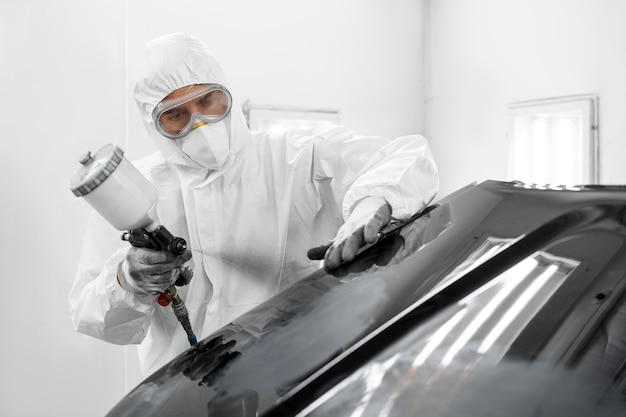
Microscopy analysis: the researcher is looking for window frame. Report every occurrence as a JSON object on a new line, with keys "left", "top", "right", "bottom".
{"left": 506, "top": 94, "right": 599, "bottom": 185}
{"left": 242, "top": 100, "right": 340, "bottom": 133}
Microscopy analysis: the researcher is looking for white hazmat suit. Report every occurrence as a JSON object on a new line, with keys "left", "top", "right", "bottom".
{"left": 69, "top": 33, "right": 439, "bottom": 375}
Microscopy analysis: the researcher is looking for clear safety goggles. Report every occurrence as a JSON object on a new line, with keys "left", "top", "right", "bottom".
{"left": 152, "top": 84, "right": 232, "bottom": 139}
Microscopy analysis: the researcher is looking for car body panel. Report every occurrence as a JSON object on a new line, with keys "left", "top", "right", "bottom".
{"left": 106, "top": 181, "right": 626, "bottom": 416}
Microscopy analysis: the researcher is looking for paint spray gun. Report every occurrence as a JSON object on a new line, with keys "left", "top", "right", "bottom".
{"left": 69, "top": 143, "right": 197, "bottom": 346}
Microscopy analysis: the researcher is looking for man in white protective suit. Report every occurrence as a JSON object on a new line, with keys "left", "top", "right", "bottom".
{"left": 69, "top": 33, "right": 439, "bottom": 376}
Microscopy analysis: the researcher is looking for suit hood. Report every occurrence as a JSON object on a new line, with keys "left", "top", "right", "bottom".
{"left": 132, "top": 32, "right": 252, "bottom": 171}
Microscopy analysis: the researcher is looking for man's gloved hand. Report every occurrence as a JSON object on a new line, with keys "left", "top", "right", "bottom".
{"left": 322, "top": 196, "right": 391, "bottom": 270}
{"left": 327, "top": 234, "right": 405, "bottom": 278}
{"left": 117, "top": 247, "right": 193, "bottom": 295}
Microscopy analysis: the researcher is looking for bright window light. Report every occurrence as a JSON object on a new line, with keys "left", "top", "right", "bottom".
{"left": 242, "top": 101, "right": 340, "bottom": 133}
{"left": 507, "top": 95, "right": 598, "bottom": 185}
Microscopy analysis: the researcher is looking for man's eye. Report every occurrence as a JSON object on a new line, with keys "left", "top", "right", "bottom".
{"left": 199, "top": 93, "right": 216, "bottom": 106}
{"left": 165, "top": 109, "right": 185, "bottom": 120}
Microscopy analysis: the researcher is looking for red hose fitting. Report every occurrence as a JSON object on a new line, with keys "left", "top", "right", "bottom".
{"left": 157, "top": 292, "right": 173, "bottom": 306}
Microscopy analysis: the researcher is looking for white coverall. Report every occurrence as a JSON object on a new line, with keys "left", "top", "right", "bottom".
{"left": 69, "top": 33, "right": 439, "bottom": 375}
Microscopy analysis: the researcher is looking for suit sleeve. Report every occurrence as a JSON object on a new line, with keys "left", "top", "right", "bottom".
{"left": 340, "top": 134, "right": 439, "bottom": 219}
{"left": 68, "top": 210, "right": 156, "bottom": 345}
{"left": 296, "top": 125, "right": 439, "bottom": 220}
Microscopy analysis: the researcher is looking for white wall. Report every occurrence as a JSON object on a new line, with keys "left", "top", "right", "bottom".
{"left": 0, "top": 1, "right": 425, "bottom": 416}
{"left": 0, "top": 2, "right": 131, "bottom": 416}
{"left": 426, "top": 0, "right": 626, "bottom": 197}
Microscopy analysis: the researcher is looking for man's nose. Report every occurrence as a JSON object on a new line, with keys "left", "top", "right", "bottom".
{"left": 192, "top": 119, "right": 208, "bottom": 130}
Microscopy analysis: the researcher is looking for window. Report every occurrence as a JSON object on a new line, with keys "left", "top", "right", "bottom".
{"left": 242, "top": 101, "right": 340, "bottom": 134}
{"left": 506, "top": 95, "right": 598, "bottom": 185}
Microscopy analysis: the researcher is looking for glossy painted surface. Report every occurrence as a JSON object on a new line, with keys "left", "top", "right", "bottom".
{"left": 106, "top": 181, "right": 626, "bottom": 416}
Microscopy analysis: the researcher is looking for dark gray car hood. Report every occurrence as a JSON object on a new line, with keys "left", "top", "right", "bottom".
{"left": 107, "top": 180, "right": 626, "bottom": 416}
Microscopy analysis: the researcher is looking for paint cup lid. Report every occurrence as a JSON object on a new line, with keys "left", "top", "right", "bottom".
{"left": 69, "top": 143, "right": 124, "bottom": 197}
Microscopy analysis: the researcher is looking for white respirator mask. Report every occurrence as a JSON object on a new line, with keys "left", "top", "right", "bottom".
{"left": 176, "top": 121, "right": 231, "bottom": 171}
